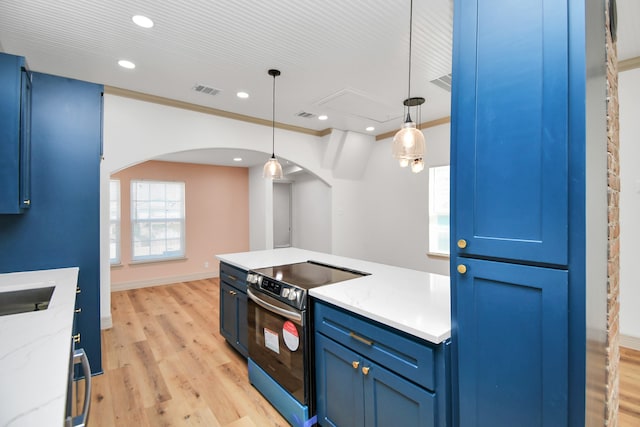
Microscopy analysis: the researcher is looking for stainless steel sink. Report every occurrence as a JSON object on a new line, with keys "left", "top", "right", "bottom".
{"left": 0, "top": 286, "right": 55, "bottom": 316}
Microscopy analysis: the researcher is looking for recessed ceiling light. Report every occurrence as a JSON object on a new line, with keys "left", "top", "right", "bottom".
{"left": 118, "top": 60, "right": 136, "bottom": 69}
{"left": 132, "top": 15, "right": 154, "bottom": 28}
{"left": 233, "top": 157, "right": 243, "bottom": 162}
{"left": 236, "top": 92, "right": 249, "bottom": 99}
{"left": 318, "top": 115, "right": 328, "bottom": 121}
{"left": 366, "top": 126, "right": 375, "bottom": 132}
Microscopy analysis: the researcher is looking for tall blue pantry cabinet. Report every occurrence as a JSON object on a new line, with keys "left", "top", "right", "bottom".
{"left": 0, "top": 58, "right": 103, "bottom": 375}
{"left": 450, "top": 1, "right": 607, "bottom": 426}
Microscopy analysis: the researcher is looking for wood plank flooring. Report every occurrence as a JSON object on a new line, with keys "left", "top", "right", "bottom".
{"left": 620, "top": 346, "right": 640, "bottom": 426}
{"left": 86, "top": 278, "right": 640, "bottom": 426}
{"left": 88, "top": 278, "right": 288, "bottom": 426}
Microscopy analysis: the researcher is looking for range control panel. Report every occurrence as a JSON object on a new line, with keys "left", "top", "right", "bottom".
{"left": 247, "top": 273, "right": 305, "bottom": 310}
{"left": 260, "top": 277, "right": 282, "bottom": 295}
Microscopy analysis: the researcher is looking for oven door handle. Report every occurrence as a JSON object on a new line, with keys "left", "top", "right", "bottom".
{"left": 247, "top": 288, "right": 303, "bottom": 324}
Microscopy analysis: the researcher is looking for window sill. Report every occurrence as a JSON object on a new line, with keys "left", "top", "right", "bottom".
{"left": 129, "top": 256, "right": 188, "bottom": 266}
{"left": 427, "top": 252, "right": 450, "bottom": 259}
{"left": 110, "top": 262, "right": 123, "bottom": 269}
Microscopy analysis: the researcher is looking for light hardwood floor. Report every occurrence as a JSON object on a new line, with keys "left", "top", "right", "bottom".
{"left": 88, "top": 278, "right": 287, "bottom": 426}
{"left": 87, "top": 279, "right": 640, "bottom": 426}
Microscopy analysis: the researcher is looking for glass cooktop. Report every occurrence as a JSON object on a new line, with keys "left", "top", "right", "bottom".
{"left": 251, "top": 260, "right": 369, "bottom": 290}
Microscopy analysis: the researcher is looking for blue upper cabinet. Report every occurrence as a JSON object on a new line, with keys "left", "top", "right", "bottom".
{"left": 451, "top": 0, "right": 568, "bottom": 266}
{"left": 0, "top": 53, "right": 32, "bottom": 214}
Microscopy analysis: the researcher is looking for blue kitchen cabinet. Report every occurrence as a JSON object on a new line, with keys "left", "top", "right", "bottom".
{"left": 315, "top": 301, "right": 449, "bottom": 427}
{"left": 450, "top": 0, "right": 596, "bottom": 425}
{"left": 454, "top": 258, "right": 568, "bottom": 426}
{"left": 219, "top": 262, "right": 248, "bottom": 357}
{"left": 0, "top": 52, "right": 32, "bottom": 213}
{"left": 0, "top": 72, "right": 103, "bottom": 374}
{"left": 451, "top": 0, "right": 569, "bottom": 267}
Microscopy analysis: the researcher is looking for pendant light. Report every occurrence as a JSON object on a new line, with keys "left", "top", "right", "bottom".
{"left": 392, "top": 0, "right": 426, "bottom": 170}
{"left": 263, "top": 69, "right": 284, "bottom": 179}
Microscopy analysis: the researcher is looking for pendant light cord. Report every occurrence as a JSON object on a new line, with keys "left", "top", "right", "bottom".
{"left": 405, "top": 0, "right": 414, "bottom": 123}
{"left": 271, "top": 73, "right": 276, "bottom": 158}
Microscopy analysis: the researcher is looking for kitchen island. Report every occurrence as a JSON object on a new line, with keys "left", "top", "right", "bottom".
{"left": 216, "top": 247, "right": 451, "bottom": 344}
{"left": 0, "top": 267, "right": 79, "bottom": 426}
{"left": 217, "top": 248, "right": 451, "bottom": 426}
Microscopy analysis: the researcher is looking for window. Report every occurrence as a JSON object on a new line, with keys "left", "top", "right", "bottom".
{"left": 109, "top": 179, "right": 121, "bottom": 264}
{"left": 428, "top": 165, "right": 450, "bottom": 256}
{"left": 131, "top": 180, "right": 185, "bottom": 261}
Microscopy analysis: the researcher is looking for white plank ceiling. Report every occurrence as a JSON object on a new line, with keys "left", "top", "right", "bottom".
{"left": 0, "top": 1, "right": 636, "bottom": 166}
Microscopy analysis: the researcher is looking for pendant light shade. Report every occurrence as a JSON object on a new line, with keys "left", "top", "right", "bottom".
{"left": 263, "top": 155, "right": 283, "bottom": 179}
{"left": 263, "top": 69, "right": 284, "bottom": 180}
{"left": 411, "top": 157, "right": 425, "bottom": 173}
{"left": 392, "top": 0, "right": 426, "bottom": 171}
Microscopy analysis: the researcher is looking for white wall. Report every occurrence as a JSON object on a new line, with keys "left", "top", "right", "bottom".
{"left": 292, "top": 173, "right": 332, "bottom": 253}
{"left": 249, "top": 165, "right": 270, "bottom": 251}
{"left": 619, "top": 67, "right": 640, "bottom": 341}
{"left": 332, "top": 124, "right": 451, "bottom": 274}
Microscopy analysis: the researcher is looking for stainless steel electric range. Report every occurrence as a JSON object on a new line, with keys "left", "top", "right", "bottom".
{"left": 246, "top": 260, "right": 369, "bottom": 426}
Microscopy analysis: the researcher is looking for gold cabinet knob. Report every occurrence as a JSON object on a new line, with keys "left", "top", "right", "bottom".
{"left": 457, "top": 264, "right": 467, "bottom": 274}
{"left": 73, "top": 333, "right": 81, "bottom": 343}
{"left": 362, "top": 366, "right": 370, "bottom": 375}
{"left": 352, "top": 361, "right": 360, "bottom": 369}
{"left": 457, "top": 239, "right": 467, "bottom": 249}
{"left": 75, "top": 308, "right": 82, "bottom": 313}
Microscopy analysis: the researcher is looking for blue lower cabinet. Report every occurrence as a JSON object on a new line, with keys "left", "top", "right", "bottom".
{"left": 454, "top": 257, "right": 568, "bottom": 426}
{"left": 315, "top": 334, "right": 365, "bottom": 426}
{"left": 315, "top": 301, "right": 448, "bottom": 427}
{"left": 219, "top": 262, "right": 248, "bottom": 357}
{"left": 365, "top": 361, "right": 435, "bottom": 427}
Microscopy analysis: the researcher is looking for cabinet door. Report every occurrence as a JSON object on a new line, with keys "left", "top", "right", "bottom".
{"left": 315, "top": 334, "right": 364, "bottom": 427}
{"left": 19, "top": 67, "right": 31, "bottom": 209}
{"left": 454, "top": 258, "right": 568, "bottom": 426}
{"left": 236, "top": 291, "right": 248, "bottom": 357}
{"left": 364, "top": 361, "right": 436, "bottom": 427}
{"left": 452, "top": 0, "right": 568, "bottom": 266}
{"left": 220, "top": 281, "right": 238, "bottom": 345}
{"left": 0, "top": 53, "right": 26, "bottom": 214}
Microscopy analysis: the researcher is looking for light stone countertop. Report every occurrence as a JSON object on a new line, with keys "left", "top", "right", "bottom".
{"left": 216, "top": 248, "right": 451, "bottom": 344}
{"left": 0, "top": 267, "right": 78, "bottom": 427}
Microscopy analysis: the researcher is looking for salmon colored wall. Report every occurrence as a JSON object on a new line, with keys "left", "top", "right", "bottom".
{"left": 110, "top": 160, "right": 249, "bottom": 287}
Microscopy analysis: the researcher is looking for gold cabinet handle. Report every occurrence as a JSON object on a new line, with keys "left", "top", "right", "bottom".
{"left": 23, "top": 200, "right": 31, "bottom": 206}
{"left": 349, "top": 332, "right": 373, "bottom": 346}
{"left": 76, "top": 287, "right": 81, "bottom": 294}
{"left": 228, "top": 290, "right": 237, "bottom": 296}
{"left": 73, "top": 333, "right": 81, "bottom": 343}
{"left": 457, "top": 264, "right": 467, "bottom": 274}
{"left": 457, "top": 239, "right": 467, "bottom": 249}
{"left": 362, "top": 366, "right": 370, "bottom": 375}
{"left": 75, "top": 308, "right": 82, "bottom": 313}
{"left": 352, "top": 361, "right": 360, "bottom": 369}
{"left": 228, "top": 275, "right": 237, "bottom": 282}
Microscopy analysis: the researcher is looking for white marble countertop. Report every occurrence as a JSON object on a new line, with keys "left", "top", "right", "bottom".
{"left": 217, "top": 248, "right": 451, "bottom": 344}
{"left": 0, "top": 267, "right": 78, "bottom": 427}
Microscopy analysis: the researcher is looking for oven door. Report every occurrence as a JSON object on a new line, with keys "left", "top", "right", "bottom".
{"left": 247, "top": 287, "right": 307, "bottom": 405}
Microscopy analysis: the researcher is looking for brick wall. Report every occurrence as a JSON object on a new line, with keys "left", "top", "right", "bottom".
{"left": 605, "top": 0, "right": 620, "bottom": 425}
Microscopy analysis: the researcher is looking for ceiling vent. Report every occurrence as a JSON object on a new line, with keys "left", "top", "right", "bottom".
{"left": 192, "top": 83, "right": 221, "bottom": 96}
{"left": 296, "top": 111, "right": 316, "bottom": 119}
{"left": 430, "top": 73, "right": 452, "bottom": 92}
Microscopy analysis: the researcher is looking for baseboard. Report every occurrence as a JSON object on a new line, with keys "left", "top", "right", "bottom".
{"left": 111, "top": 271, "right": 218, "bottom": 292}
{"left": 101, "top": 314, "right": 113, "bottom": 330}
{"left": 619, "top": 334, "right": 640, "bottom": 351}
